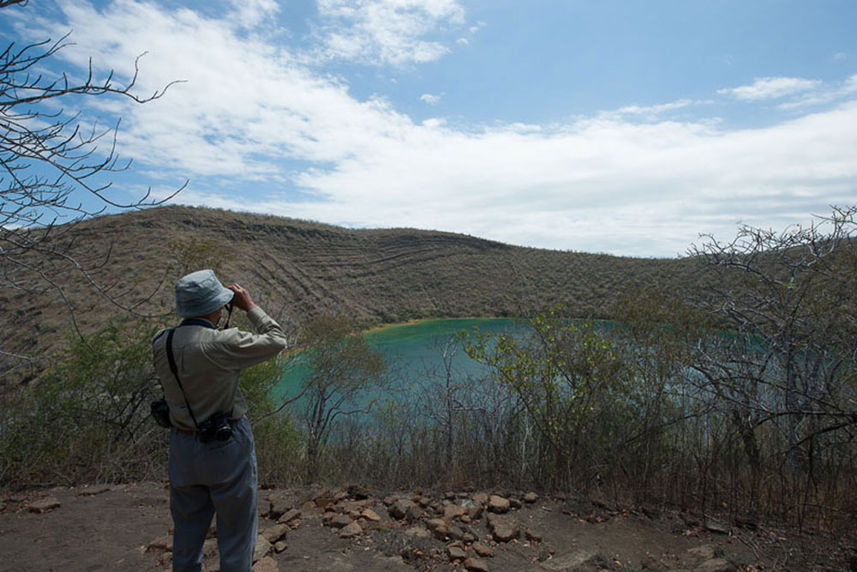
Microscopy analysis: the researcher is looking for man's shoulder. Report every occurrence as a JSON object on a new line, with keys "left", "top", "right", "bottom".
{"left": 203, "top": 326, "right": 252, "bottom": 344}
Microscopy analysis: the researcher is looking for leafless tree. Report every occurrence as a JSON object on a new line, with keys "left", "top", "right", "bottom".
{"left": 688, "top": 206, "right": 857, "bottom": 522}
{"left": 0, "top": 3, "right": 185, "bottom": 380}
{"left": 1, "top": 3, "right": 183, "bottom": 301}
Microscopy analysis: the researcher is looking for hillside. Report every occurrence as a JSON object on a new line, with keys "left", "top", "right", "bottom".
{"left": 1, "top": 205, "right": 701, "bottom": 383}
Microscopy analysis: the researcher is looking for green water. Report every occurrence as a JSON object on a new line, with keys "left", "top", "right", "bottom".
{"left": 274, "top": 318, "right": 525, "bottom": 405}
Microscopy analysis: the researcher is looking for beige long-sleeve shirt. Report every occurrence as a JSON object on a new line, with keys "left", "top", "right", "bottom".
{"left": 152, "top": 306, "right": 288, "bottom": 430}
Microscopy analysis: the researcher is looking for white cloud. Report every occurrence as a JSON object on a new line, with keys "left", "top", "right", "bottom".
{"left": 611, "top": 99, "right": 694, "bottom": 121}
{"left": 16, "top": 1, "right": 857, "bottom": 257}
{"left": 777, "top": 74, "right": 857, "bottom": 110}
{"left": 718, "top": 76, "right": 822, "bottom": 101}
{"left": 229, "top": 0, "right": 279, "bottom": 29}
{"left": 420, "top": 93, "right": 441, "bottom": 105}
{"left": 269, "top": 104, "right": 857, "bottom": 255}
{"left": 314, "top": 0, "right": 466, "bottom": 65}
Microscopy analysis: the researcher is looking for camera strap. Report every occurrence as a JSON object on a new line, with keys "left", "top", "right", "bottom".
{"left": 166, "top": 328, "right": 202, "bottom": 431}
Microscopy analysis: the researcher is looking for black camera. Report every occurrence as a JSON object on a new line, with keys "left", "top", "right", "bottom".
{"left": 150, "top": 398, "right": 172, "bottom": 428}
{"left": 199, "top": 412, "right": 233, "bottom": 443}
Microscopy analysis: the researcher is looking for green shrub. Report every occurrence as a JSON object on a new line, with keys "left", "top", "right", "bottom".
{"left": 0, "top": 321, "right": 167, "bottom": 488}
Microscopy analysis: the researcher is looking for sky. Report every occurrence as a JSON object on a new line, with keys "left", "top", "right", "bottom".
{"left": 3, "top": 0, "right": 856, "bottom": 257}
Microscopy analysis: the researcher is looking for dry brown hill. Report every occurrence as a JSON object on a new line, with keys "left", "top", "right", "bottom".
{"left": 2, "top": 205, "right": 700, "bottom": 384}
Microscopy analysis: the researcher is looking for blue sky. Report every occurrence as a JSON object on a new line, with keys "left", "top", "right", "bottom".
{"left": 3, "top": 0, "right": 856, "bottom": 257}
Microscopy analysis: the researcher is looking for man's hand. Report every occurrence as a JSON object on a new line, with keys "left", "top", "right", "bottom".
{"left": 226, "top": 283, "right": 258, "bottom": 312}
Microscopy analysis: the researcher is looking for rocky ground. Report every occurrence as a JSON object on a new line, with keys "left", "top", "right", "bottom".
{"left": 1, "top": 482, "right": 854, "bottom": 571}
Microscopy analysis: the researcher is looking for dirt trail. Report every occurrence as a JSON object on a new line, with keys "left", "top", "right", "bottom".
{"left": 0, "top": 482, "right": 852, "bottom": 571}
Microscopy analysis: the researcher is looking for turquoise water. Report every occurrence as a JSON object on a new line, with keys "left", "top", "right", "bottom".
{"left": 274, "top": 318, "right": 526, "bottom": 405}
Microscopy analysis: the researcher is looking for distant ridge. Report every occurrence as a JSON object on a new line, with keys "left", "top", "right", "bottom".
{"left": 1, "top": 205, "right": 700, "bottom": 377}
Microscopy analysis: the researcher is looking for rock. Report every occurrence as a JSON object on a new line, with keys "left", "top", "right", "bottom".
{"left": 537, "top": 547, "right": 553, "bottom": 562}
{"left": 277, "top": 508, "right": 301, "bottom": 525}
{"left": 253, "top": 535, "right": 272, "bottom": 562}
{"left": 540, "top": 550, "right": 598, "bottom": 571}
{"left": 339, "top": 521, "right": 363, "bottom": 538}
{"left": 487, "top": 495, "right": 510, "bottom": 514}
{"left": 147, "top": 534, "right": 173, "bottom": 552}
{"left": 464, "top": 557, "right": 490, "bottom": 572}
{"left": 427, "top": 518, "right": 450, "bottom": 540}
{"left": 262, "top": 524, "right": 289, "bottom": 543}
{"left": 274, "top": 540, "right": 287, "bottom": 553}
{"left": 694, "top": 558, "right": 736, "bottom": 572}
{"left": 27, "top": 497, "right": 61, "bottom": 513}
{"left": 360, "top": 508, "right": 382, "bottom": 522}
{"left": 523, "top": 492, "right": 539, "bottom": 503}
{"left": 704, "top": 520, "right": 730, "bottom": 535}
{"left": 339, "top": 500, "right": 364, "bottom": 514}
{"left": 78, "top": 484, "right": 112, "bottom": 496}
{"left": 473, "top": 542, "right": 494, "bottom": 557}
{"left": 509, "top": 497, "right": 522, "bottom": 510}
{"left": 486, "top": 513, "right": 519, "bottom": 542}
{"left": 313, "top": 488, "right": 346, "bottom": 510}
{"left": 525, "top": 528, "right": 543, "bottom": 542}
{"left": 268, "top": 497, "right": 292, "bottom": 519}
{"left": 347, "top": 484, "right": 370, "bottom": 499}
{"left": 389, "top": 499, "right": 420, "bottom": 521}
{"left": 447, "top": 524, "right": 466, "bottom": 541}
{"left": 472, "top": 493, "right": 489, "bottom": 505}
{"left": 404, "top": 525, "right": 431, "bottom": 539}
{"left": 327, "top": 514, "right": 353, "bottom": 529}
{"left": 688, "top": 545, "right": 717, "bottom": 560}
{"left": 315, "top": 496, "right": 338, "bottom": 511}
{"left": 447, "top": 545, "right": 467, "bottom": 560}
{"left": 443, "top": 503, "right": 467, "bottom": 520}
{"left": 468, "top": 504, "right": 484, "bottom": 520}
{"left": 252, "top": 556, "right": 279, "bottom": 571}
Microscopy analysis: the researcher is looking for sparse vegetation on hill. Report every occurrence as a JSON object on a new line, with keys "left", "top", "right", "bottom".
{"left": 0, "top": 205, "right": 701, "bottom": 383}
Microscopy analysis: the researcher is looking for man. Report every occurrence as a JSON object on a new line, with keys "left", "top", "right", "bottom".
{"left": 152, "top": 269, "right": 288, "bottom": 572}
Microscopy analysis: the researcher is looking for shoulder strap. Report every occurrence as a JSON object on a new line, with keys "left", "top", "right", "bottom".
{"left": 166, "top": 328, "right": 201, "bottom": 430}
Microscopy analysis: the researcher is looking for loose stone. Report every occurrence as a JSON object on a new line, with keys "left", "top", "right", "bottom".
{"left": 27, "top": 497, "right": 61, "bottom": 513}
{"left": 361, "top": 508, "right": 382, "bottom": 522}
{"left": 464, "top": 557, "right": 490, "bottom": 572}
{"left": 252, "top": 556, "right": 279, "bottom": 572}
{"left": 447, "top": 545, "right": 467, "bottom": 560}
{"left": 487, "top": 495, "right": 510, "bottom": 514}
{"left": 339, "top": 521, "right": 363, "bottom": 538}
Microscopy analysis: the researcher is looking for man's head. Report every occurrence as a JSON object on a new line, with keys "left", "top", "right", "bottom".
{"left": 175, "top": 269, "right": 234, "bottom": 318}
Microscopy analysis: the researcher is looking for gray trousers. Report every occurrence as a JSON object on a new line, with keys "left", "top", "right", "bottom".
{"left": 168, "top": 416, "right": 258, "bottom": 572}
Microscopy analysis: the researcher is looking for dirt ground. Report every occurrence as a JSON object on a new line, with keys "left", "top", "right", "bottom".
{"left": 1, "top": 482, "right": 854, "bottom": 571}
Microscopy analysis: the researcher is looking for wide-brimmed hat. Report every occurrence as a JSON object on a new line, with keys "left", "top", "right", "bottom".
{"left": 175, "top": 269, "right": 234, "bottom": 318}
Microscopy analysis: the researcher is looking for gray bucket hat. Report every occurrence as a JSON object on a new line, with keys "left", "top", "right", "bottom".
{"left": 175, "top": 269, "right": 234, "bottom": 318}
